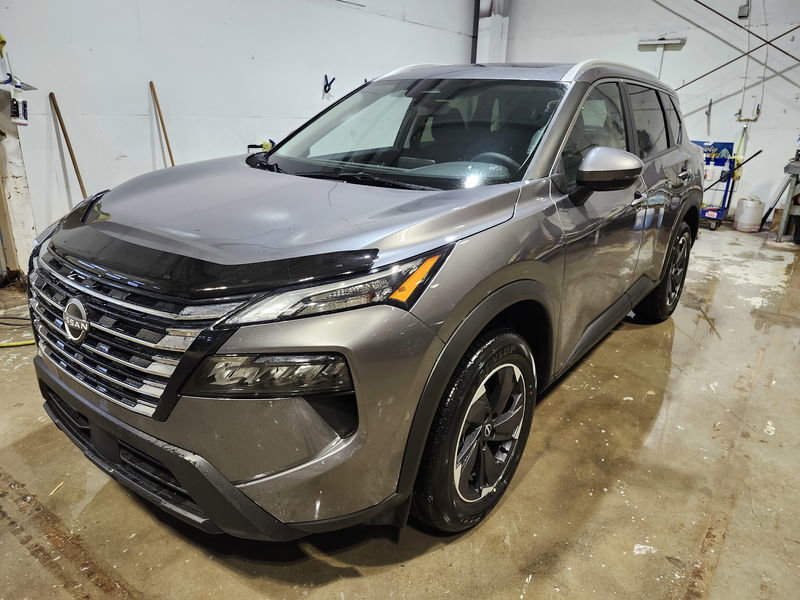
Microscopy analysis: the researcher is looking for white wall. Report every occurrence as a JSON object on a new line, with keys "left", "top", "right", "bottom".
{"left": 508, "top": 0, "right": 800, "bottom": 212}
{"left": 3, "top": 0, "right": 473, "bottom": 232}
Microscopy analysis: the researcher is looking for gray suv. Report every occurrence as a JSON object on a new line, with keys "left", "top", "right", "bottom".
{"left": 29, "top": 61, "right": 702, "bottom": 540}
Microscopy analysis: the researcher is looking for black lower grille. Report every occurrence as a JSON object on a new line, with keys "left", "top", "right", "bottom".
{"left": 47, "top": 389, "right": 90, "bottom": 442}
{"left": 45, "top": 389, "right": 203, "bottom": 518}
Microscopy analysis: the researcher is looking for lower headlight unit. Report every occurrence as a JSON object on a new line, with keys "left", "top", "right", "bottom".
{"left": 182, "top": 354, "right": 353, "bottom": 398}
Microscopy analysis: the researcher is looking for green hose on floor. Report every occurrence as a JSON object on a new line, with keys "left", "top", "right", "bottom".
{"left": 0, "top": 339, "right": 35, "bottom": 348}
{"left": 0, "top": 314, "right": 34, "bottom": 347}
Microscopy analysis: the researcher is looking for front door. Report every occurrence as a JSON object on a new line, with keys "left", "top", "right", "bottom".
{"left": 551, "top": 81, "right": 646, "bottom": 370}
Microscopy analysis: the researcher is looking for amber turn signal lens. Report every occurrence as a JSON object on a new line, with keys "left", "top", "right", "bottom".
{"left": 389, "top": 255, "right": 441, "bottom": 303}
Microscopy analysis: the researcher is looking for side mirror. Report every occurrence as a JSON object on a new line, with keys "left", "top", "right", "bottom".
{"left": 576, "top": 146, "right": 643, "bottom": 192}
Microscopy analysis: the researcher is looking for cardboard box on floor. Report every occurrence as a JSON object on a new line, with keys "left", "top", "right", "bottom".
{"left": 770, "top": 208, "right": 796, "bottom": 235}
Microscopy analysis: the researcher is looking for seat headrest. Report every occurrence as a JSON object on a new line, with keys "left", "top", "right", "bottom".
{"left": 431, "top": 108, "right": 466, "bottom": 140}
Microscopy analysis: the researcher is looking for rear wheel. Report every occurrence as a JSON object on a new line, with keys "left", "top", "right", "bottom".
{"left": 413, "top": 330, "right": 536, "bottom": 533}
{"left": 634, "top": 221, "right": 692, "bottom": 322}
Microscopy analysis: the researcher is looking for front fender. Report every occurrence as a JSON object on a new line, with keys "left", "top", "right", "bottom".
{"left": 396, "top": 279, "right": 554, "bottom": 495}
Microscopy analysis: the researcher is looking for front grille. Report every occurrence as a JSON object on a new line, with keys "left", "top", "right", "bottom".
{"left": 45, "top": 390, "right": 203, "bottom": 518}
{"left": 30, "top": 242, "right": 245, "bottom": 417}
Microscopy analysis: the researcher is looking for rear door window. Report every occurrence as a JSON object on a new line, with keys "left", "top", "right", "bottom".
{"left": 659, "top": 91, "right": 683, "bottom": 147}
{"left": 627, "top": 84, "right": 668, "bottom": 160}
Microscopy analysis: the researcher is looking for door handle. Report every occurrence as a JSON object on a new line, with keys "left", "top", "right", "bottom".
{"left": 632, "top": 190, "right": 647, "bottom": 207}
{"left": 677, "top": 169, "right": 691, "bottom": 181}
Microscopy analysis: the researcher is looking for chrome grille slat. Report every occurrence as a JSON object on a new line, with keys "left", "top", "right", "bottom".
{"left": 39, "top": 348, "right": 156, "bottom": 417}
{"left": 30, "top": 247, "right": 248, "bottom": 415}
{"left": 34, "top": 297, "right": 180, "bottom": 367}
{"left": 91, "top": 321, "right": 198, "bottom": 352}
{"left": 30, "top": 279, "right": 201, "bottom": 353}
{"left": 32, "top": 309, "right": 175, "bottom": 378}
{"left": 36, "top": 326, "right": 166, "bottom": 399}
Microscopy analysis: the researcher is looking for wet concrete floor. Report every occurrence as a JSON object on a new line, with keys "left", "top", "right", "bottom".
{"left": 1, "top": 227, "right": 799, "bottom": 599}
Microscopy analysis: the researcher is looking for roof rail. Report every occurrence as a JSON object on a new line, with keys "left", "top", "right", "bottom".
{"left": 378, "top": 64, "right": 446, "bottom": 79}
{"left": 561, "top": 59, "right": 648, "bottom": 82}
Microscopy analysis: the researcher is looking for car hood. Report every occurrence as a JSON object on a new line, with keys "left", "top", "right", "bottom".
{"left": 47, "top": 156, "right": 520, "bottom": 299}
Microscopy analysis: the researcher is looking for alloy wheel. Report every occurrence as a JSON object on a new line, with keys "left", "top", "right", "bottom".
{"left": 453, "top": 363, "right": 526, "bottom": 503}
{"left": 667, "top": 233, "right": 690, "bottom": 307}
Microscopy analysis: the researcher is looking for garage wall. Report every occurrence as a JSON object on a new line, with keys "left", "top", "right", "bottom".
{"left": 507, "top": 0, "right": 800, "bottom": 211}
{"left": 3, "top": 0, "right": 474, "bottom": 231}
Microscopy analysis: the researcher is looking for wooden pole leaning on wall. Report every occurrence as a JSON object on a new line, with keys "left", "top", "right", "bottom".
{"left": 149, "top": 81, "right": 175, "bottom": 167}
{"left": 48, "top": 92, "right": 87, "bottom": 199}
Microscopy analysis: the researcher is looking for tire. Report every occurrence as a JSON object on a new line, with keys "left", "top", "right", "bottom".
{"left": 634, "top": 221, "right": 692, "bottom": 322}
{"left": 413, "top": 329, "right": 536, "bottom": 533}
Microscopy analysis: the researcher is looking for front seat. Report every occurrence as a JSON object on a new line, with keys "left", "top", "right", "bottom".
{"left": 485, "top": 103, "right": 538, "bottom": 164}
{"left": 423, "top": 107, "right": 468, "bottom": 163}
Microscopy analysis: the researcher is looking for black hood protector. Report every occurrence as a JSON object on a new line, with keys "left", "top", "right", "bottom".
{"left": 49, "top": 208, "right": 378, "bottom": 301}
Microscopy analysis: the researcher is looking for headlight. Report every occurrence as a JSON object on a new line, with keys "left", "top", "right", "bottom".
{"left": 182, "top": 353, "right": 353, "bottom": 398}
{"left": 225, "top": 251, "right": 444, "bottom": 325}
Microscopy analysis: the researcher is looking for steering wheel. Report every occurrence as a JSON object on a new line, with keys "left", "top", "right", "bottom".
{"left": 470, "top": 152, "right": 521, "bottom": 172}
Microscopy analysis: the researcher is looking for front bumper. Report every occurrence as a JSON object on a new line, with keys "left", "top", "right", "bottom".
{"left": 35, "top": 304, "right": 444, "bottom": 539}
{"left": 37, "top": 356, "right": 305, "bottom": 540}
{"left": 37, "top": 356, "right": 414, "bottom": 540}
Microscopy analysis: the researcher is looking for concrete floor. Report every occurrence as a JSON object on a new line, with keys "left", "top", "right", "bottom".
{"left": 1, "top": 227, "right": 799, "bottom": 600}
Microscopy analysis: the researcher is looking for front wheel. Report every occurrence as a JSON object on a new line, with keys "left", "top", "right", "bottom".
{"left": 413, "top": 330, "right": 536, "bottom": 533}
{"left": 634, "top": 221, "right": 692, "bottom": 322}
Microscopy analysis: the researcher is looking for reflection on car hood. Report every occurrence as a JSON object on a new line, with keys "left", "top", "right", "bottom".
{"left": 48, "top": 156, "right": 520, "bottom": 299}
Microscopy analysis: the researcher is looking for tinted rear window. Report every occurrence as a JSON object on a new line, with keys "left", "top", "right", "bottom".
{"left": 659, "top": 91, "right": 683, "bottom": 146}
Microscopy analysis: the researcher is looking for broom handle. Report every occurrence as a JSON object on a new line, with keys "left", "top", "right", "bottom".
{"left": 49, "top": 92, "right": 87, "bottom": 199}
{"left": 150, "top": 81, "right": 175, "bottom": 167}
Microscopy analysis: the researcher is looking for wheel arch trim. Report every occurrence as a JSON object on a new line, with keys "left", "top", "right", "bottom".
{"left": 656, "top": 193, "right": 701, "bottom": 283}
{"left": 396, "top": 279, "right": 555, "bottom": 495}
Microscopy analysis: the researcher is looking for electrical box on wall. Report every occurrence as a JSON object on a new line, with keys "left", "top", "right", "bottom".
{"left": 738, "top": 2, "right": 751, "bottom": 19}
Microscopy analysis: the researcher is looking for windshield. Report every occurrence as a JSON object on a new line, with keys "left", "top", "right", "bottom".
{"left": 261, "top": 78, "right": 567, "bottom": 190}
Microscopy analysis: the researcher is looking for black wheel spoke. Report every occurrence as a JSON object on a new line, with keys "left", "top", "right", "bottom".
{"left": 492, "top": 402, "right": 523, "bottom": 440}
{"left": 480, "top": 445, "right": 502, "bottom": 487}
{"left": 457, "top": 428, "right": 481, "bottom": 466}
{"left": 465, "top": 393, "right": 491, "bottom": 424}
{"left": 456, "top": 429, "right": 481, "bottom": 497}
{"left": 488, "top": 368, "right": 515, "bottom": 414}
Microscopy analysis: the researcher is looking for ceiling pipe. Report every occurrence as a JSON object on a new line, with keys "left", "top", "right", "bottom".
{"left": 691, "top": 0, "right": 800, "bottom": 63}
{"left": 675, "top": 25, "right": 799, "bottom": 90}
{"left": 470, "top": 0, "right": 481, "bottom": 63}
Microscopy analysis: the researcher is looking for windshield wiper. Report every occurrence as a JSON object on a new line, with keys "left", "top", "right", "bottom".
{"left": 300, "top": 171, "right": 440, "bottom": 191}
{"left": 245, "top": 152, "right": 285, "bottom": 173}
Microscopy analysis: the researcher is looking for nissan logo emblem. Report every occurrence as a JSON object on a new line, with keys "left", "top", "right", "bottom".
{"left": 63, "top": 298, "right": 90, "bottom": 343}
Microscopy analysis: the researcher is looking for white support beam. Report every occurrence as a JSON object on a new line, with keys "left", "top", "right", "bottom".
{"left": 476, "top": 12, "right": 510, "bottom": 63}
{"left": 0, "top": 89, "right": 37, "bottom": 276}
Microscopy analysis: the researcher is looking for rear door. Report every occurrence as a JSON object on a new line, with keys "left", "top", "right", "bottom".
{"left": 624, "top": 84, "right": 688, "bottom": 283}
{"left": 551, "top": 81, "right": 647, "bottom": 369}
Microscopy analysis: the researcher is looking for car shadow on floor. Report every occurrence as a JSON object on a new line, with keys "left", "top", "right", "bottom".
{"left": 130, "top": 494, "right": 461, "bottom": 585}
{"left": 123, "top": 316, "right": 679, "bottom": 589}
